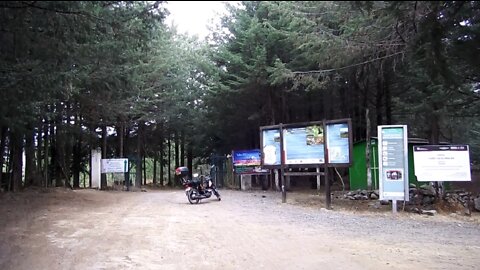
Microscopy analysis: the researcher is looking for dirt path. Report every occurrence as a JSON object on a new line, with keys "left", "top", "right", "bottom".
{"left": 1, "top": 188, "right": 479, "bottom": 270}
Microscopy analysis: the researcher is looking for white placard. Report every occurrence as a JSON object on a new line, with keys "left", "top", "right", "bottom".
{"left": 101, "top": 158, "right": 129, "bottom": 173}
{"left": 413, "top": 145, "right": 471, "bottom": 181}
{"left": 378, "top": 125, "right": 409, "bottom": 201}
{"left": 91, "top": 149, "right": 102, "bottom": 188}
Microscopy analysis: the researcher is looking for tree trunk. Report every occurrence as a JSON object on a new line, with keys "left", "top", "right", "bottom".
{"left": 153, "top": 154, "right": 157, "bottom": 185}
{"left": 160, "top": 138, "right": 164, "bottom": 186}
{"left": 36, "top": 123, "right": 43, "bottom": 183}
{"left": 174, "top": 131, "right": 179, "bottom": 172}
{"left": 49, "top": 111, "right": 56, "bottom": 187}
{"left": 63, "top": 102, "right": 73, "bottom": 188}
{"left": 72, "top": 113, "right": 82, "bottom": 188}
{"left": 0, "top": 126, "right": 7, "bottom": 188}
{"left": 44, "top": 119, "right": 50, "bottom": 188}
{"left": 429, "top": 110, "right": 442, "bottom": 199}
{"left": 143, "top": 155, "right": 146, "bottom": 185}
{"left": 384, "top": 72, "right": 392, "bottom": 124}
{"left": 281, "top": 88, "right": 288, "bottom": 123}
{"left": 117, "top": 122, "right": 124, "bottom": 157}
{"left": 180, "top": 131, "right": 185, "bottom": 166}
{"left": 352, "top": 77, "right": 363, "bottom": 141}
{"left": 268, "top": 87, "right": 275, "bottom": 124}
{"left": 101, "top": 124, "right": 107, "bottom": 189}
{"left": 135, "top": 122, "right": 144, "bottom": 188}
{"left": 168, "top": 136, "right": 171, "bottom": 186}
{"left": 187, "top": 143, "right": 193, "bottom": 180}
{"left": 10, "top": 130, "right": 23, "bottom": 192}
{"left": 25, "top": 126, "right": 36, "bottom": 187}
{"left": 55, "top": 103, "right": 65, "bottom": 187}
{"left": 376, "top": 76, "right": 384, "bottom": 126}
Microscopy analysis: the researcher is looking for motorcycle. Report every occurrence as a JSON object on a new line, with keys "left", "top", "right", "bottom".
{"left": 176, "top": 167, "right": 221, "bottom": 204}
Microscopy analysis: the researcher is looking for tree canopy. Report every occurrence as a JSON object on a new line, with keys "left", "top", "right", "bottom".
{"left": 0, "top": 1, "right": 478, "bottom": 191}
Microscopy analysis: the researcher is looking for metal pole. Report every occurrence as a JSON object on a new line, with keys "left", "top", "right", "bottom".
{"left": 316, "top": 167, "right": 321, "bottom": 191}
{"left": 392, "top": 200, "right": 397, "bottom": 214}
{"left": 124, "top": 160, "right": 128, "bottom": 191}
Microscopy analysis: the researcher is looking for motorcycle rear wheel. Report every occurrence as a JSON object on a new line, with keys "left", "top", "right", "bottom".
{"left": 187, "top": 189, "right": 200, "bottom": 204}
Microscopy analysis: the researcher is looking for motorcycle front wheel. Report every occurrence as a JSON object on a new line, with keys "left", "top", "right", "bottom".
{"left": 187, "top": 189, "right": 200, "bottom": 204}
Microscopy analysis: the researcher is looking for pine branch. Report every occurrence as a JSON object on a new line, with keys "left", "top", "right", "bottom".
{"left": 292, "top": 51, "right": 405, "bottom": 75}
{"left": 0, "top": 1, "right": 102, "bottom": 21}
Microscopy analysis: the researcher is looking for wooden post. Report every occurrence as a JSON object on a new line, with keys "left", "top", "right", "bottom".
{"left": 325, "top": 166, "right": 331, "bottom": 209}
{"left": 316, "top": 167, "right": 321, "bottom": 191}
{"left": 279, "top": 123, "right": 286, "bottom": 203}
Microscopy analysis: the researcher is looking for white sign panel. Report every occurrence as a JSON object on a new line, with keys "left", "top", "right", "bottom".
{"left": 413, "top": 145, "right": 471, "bottom": 182}
{"left": 378, "top": 125, "right": 409, "bottom": 201}
{"left": 101, "top": 158, "right": 128, "bottom": 173}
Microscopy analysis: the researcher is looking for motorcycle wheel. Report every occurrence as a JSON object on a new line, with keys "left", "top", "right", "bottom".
{"left": 187, "top": 189, "right": 200, "bottom": 204}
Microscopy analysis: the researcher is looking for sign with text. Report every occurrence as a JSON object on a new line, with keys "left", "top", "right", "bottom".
{"left": 413, "top": 145, "right": 471, "bottom": 182}
{"left": 232, "top": 149, "right": 269, "bottom": 174}
{"left": 261, "top": 128, "right": 282, "bottom": 166}
{"left": 283, "top": 124, "right": 325, "bottom": 165}
{"left": 325, "top": 119, "right": 352, "bottom": 166}
{"left": 101, "top": 158, "right": 128, "bottom": 173}
{"left": 378, "top": 125, "right": 409, "bottom": 201}
{"left": 260, "top": 119, "right": 353, "bottom": 168}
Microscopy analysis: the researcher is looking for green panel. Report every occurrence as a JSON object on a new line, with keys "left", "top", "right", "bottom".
{"left": 349, "top": 141, "right": 367, "bottom": 190}
{"left": 408, "top": 144, "right": 419, "bottom": 186}
{"left": 350, "top": 139, "right": 429, "bottom": 190}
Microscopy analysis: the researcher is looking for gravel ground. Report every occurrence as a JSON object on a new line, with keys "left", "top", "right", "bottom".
{"left": 0, "top": 187, "right": 479, "bottom": 269}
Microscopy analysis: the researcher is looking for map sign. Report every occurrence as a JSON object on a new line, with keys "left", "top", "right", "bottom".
{"left": 283, "top": 125, "right": 325, "bottom": 165}
{"left": 413, "top": 145, "right": 471, "bottom": 182}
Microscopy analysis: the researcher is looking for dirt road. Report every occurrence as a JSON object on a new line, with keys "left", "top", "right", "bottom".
{"left": 1, "top": 188, "right": 479, "bottom": 270}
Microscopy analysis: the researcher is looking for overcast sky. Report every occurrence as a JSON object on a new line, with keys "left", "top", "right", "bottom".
{"left": 164, "top": 1, "right": 232, "bottom": 39}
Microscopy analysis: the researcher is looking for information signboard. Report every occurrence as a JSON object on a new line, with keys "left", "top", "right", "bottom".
{"left": 413, "top": 145, "right": 471, "bottom": 182}
{"left": 261, "top": 119, "right": 352, "bottom": 168}
{"left": 378, "top": 125, "right": 409, "bottom": 201}
{"left": 232, "top": 149, "right": 269, "bottom": 174}
{"left": 325, "top": 119, "right": 352, "bottom": 166}
{"left": 261, "top": 128, "right": 282, "bottom": 166}
{"left": 283, "top": 124, "right": 325, "bottom": 165}
{"left": 101, "top": 158, "right": 129, "bottom": 173}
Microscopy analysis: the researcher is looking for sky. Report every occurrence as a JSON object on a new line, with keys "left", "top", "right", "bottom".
{"left": 164, "top": 1, "right": 232, "bottom": 39}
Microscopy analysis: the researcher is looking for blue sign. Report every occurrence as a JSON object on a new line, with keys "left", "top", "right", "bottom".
{"left": 233, "top": 149, "right": 269, "bottom": 174}
{"left": 232, "top": 149, "right": 262, "bottom": 166}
